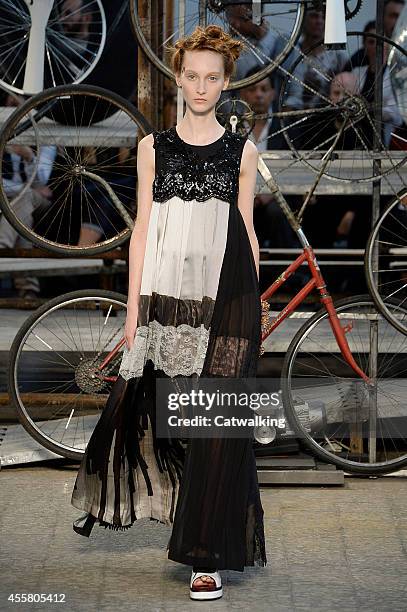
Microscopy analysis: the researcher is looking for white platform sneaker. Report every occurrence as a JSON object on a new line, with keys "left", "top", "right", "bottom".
{"left": 189, "top": 570, "right": 223, "bottom": 600}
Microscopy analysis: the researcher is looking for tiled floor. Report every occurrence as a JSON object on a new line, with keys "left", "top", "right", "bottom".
{"left": 1, "top": 463, "right": 407, "bottom": 611}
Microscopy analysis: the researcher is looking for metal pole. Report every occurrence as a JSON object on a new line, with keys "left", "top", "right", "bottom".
{"left": 137, "top": 0, "right": 153, "bottom": 136}
{"left": 367, "top": 0, "right": 385, "bottom": 463}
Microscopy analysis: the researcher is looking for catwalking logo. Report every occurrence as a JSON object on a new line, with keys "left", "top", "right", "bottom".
{"left": 167, "top": 412, "right": 286, "bottom": 429}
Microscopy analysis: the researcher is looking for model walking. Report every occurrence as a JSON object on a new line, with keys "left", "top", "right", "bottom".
{"left": 71, "top": 24, "right": 267, "bottom": 601}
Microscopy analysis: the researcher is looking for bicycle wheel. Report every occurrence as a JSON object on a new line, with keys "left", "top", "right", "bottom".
{"left": 129, "top": 0, "right": 304, "bottom": 90}
{"left": 281, "top": 295, "right": 407, "bottom": 474}
{"left": 0, "top": 0, "right": 106, "bottom": 95}
{"left": 0, "top": 84, "right": 153, "bottom": 256}
{"left": 278, "top": 32, "right": 407, "bottom": 182}
{"left": 8, "top": 289, "right": 128, "bottom": 460}
{"left": 365, "top": 188, "right": 407, "bottom": 336}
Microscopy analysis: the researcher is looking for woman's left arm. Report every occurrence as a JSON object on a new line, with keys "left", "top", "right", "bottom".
{"left": 237, "top": 139, "right": 260, "bottom": 281}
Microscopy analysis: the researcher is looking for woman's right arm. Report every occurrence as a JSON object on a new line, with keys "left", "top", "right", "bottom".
{"left": 124, "top": 133, "right": 155, "bottom": 350}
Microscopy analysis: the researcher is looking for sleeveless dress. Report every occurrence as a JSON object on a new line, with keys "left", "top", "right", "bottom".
{"left": 71, "top": 125, "right": 267, "bottom": 572}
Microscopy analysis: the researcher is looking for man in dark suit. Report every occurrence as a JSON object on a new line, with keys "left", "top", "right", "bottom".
{"left": 343, "top": 1, "right": 405, "bottom": 71}
{"left": 239, "top": 67, "right": 301, "bottom": 251}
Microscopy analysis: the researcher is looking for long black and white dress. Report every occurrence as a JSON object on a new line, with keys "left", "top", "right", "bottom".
{"left": 71, "top": 125, "right": 267, "bottom": 572}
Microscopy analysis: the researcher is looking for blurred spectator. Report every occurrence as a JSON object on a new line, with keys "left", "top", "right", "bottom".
{"left": 291, "top": 73, "right": 361, "bottom": 251}
{"left": 0, "top": 92, "right": 57, "bottom": 299}
{"left": 383, "top": 0, "right": 405, "bottom": 36}
{"left": 294, "top": 71, "right": 360, "bottom": 151}
{"left": 74, "top": 86, "right": 138, "bottom": 247}
{"left": 239, "top": 67, "right": 301, "bottom": 257}
{"left": 61, "top": 0, "right": 92, "bottom": 40}
{"left": 293, "top": 53, "right": 402, "bottom": 251}
{"left": 240, "top": 67, "right": 287, "bottom": 150}
{"left": 308, "top": 28, "right": 402, "bottom": 254}
{"left": 74, "top": 145, "right": 136, "bottom": 247}
{"left": 293, "top": 21, "right": 402, "bottom": 152}
{"left": 344, "top": 1, "right": 405, "bottom": 70}
{"left": 59, "top": 0, "right": 94, "bottom": 77}
{"left": 351, "top": 22, "right": 403, "bottom": 146}
{"left": 282, "top": 9, "right": 348, "bottom": 111}
{"left": 225, "top": 4, "right": 279, "bottom": 82}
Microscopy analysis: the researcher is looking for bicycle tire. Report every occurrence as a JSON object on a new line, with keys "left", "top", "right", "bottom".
{"left": 8, "top": 289, "right": 128, "bottom": 461}
{"left": 278, "top": 31, "right": 407, "bottom": 183}
{"left": 0, "top": 84, "right": 153, "bottom": 256}
{"left": 365, "top": 188, "right": 407, "bottom": 336}
{"left": 0, "top": 0, "right": 107, "bottom": 95}
{"left": 129, "top": 0, "right": 304, "bottom": 90}
{"left": 281, "top": 294, "right": 407, "bottom": 474}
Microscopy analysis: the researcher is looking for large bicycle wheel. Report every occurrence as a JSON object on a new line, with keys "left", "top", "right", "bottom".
{"left": 279, "top": 32, "right": 407, "bottom": 182}
{"left": 0, "top": 0, "right": 106, "bottom": 95}
{"left": 281, "top": 295, "right": 407, "bottom": 474}
{"left": 8, "top": 289, "right": 128, "bottom": 460}
{"left": 0, "top": 84, "right": 153, "bottom": 256}
{"left": 130, "top": 0, "right": 304, "bottom": 90}
{"left": 365, "top": 188, "right": 407, "bottom": 336}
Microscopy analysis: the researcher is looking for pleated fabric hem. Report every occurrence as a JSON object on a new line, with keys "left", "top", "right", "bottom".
{"left": 71, "top": 361, "right": 186, "bottom": 533}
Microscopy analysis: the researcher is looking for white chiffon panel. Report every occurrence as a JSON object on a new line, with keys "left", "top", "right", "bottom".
{"left": 119, "top": 196, "right": 230, "bottom": 379}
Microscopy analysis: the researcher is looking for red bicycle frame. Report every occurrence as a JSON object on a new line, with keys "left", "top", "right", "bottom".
{"left": 260, "top": 243, "right": 371, "bottom": 383}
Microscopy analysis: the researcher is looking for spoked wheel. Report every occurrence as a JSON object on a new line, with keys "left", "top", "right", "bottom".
{"left": 0, "top": 84, "right": 153, "bottom": 256}
{"left": 129, "top": 0, "right": 305, "bottom": 89}
{"left": 8, "top": 290, "right": 128, "bottom": 460}
{"left": 365, "top": 188, "right": 407, "bottom": 335}
{"left": 279, "top": 31, "right": 407, "bottom": 182}
{"left": 281, "top": 295, "right": 407, "bottom": 474}
{"left": 0, "top": 0, "right": 107, "bottom": 95}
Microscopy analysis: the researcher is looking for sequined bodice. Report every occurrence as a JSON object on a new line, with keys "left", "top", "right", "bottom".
{"left": 152, "top": 126, "right": 247, "bottom": 206}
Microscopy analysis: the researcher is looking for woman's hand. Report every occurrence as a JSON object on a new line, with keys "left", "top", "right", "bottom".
{"left": 124, "top": 306, "right": 139, "bottom": 350}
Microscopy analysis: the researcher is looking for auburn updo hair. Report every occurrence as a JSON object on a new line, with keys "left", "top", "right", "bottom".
{"left": 166, "top": 24, "right": 246, "bottom": 81}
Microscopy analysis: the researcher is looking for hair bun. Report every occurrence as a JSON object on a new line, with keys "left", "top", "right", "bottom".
{"left": 167, "top": 24, "right": 247, "bottom": 80}
{"left": 204, "top": 24, "right": 224, "bottom": 40}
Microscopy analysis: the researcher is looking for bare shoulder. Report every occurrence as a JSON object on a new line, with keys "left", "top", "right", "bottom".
{"left": 243, "top": 138, "right": 258, "bottom": 155}
{"left": 138, "top": 132, "right": 154, "bottom": 152}
{"left": 137, "top": 132, "right": 155, "bottom": 172}
{"left": 240, "top": 138, "right": 258, "bottom": 174}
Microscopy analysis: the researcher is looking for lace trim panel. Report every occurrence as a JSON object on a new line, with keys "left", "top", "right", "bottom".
{"left": 152, "top": 127, "right": 246, "bottom": 206}
{"left": 119, "top": 320, "right": 210, "bottom": 379}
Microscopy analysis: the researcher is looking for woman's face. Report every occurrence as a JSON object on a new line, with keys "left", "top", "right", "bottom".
{"left": 176, "top": 49, "right": 229, "bottom": 114}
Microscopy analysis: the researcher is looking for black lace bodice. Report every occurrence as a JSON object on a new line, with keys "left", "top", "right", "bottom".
{"left": 152, "top": 126, "right": 247, "bottom": 206}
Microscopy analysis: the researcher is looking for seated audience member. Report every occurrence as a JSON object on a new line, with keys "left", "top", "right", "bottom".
{"left": 282, "top": 9, "right": 348, "bottom": 112}
{"left": 240, "top": 67, "right": 287, "bottom": 150}
{"left": 0, "top": 92, "right": 56, "bottom": 299}
{"left": 343, "top": 0, "right": 405, "bottom": 71}
{"left": 73, "top": 86, "right": 139, "bottom": 247}
{"left": 349, "top": 21, "right": 403, "bottom": 148}
{"left": 75, "top": 145, "right": 137, "bottom": 247}
{"left": 240, "top": 66, "right": 301, "bottom": 254}
{"left": 295, "top": 71, "right": 360, "bottom": 151}
{"left": 329, "top": 23, "right": 403, "bottom": 251}
{"left": 225, "top": 3, "right": 279, "bottom": 83}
